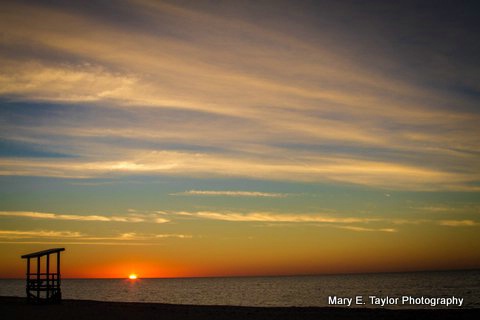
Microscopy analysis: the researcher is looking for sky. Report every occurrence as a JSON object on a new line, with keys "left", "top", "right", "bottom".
{"left": 1, "top": 0, "right": 479, "bottom": 278}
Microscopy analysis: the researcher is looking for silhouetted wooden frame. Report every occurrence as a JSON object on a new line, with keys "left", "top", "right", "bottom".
{"left": 21, "top": 248, "right": 65, "bottom": 303}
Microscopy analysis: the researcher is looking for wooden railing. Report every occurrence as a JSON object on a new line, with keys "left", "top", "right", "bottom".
{"left": 26, "top": 273, "right": 61, "bottom": 290}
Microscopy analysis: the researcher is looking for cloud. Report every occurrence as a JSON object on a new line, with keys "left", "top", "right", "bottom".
{"left": 170, "top": 190, "right": 288, "bottom": 198}
{"left": 412, "top": 204, "right": 480, "bottom": 214}
{"left": 0, "top": 211, "right": 169, "bottom": 223}
{"left": 438, "top": 220, "right": 479, "bottom": 227}
{"left": 0, "top": 61, "right": 138, "bottom": 103}
{"left": 154, "top": 234, "right": 193, "bottom": 239}
{"left": 0, "top": 241, "right": 153, "bottom": 246}
{"left": 0, "top": 151, "right": 477, "bottom": 191}
{"left": 162, "top": 210, "right": 478, "bottom": 231}
{"left": 0, "top": 229, "right": 193, "bottom": 244}
{"left": 154, "top": 217, "right": 170, "bottom": 224}
{"left": 83, "top": 233, "right": 193, "bottom": 241}
{"left": 0, "top": 230, "right": 83, "bottom": 239}
{"left": 336, "top": 226, "right": 397, "bottom": 233}
{"left": 171, "top": 211, "right": 378, "bottom": 224}
{"left": 0, "top": 0, "right": 479, "bottom": 192}
{"left": 414, "top": 206, "right": 459, "bottom": 213}
{"left": 391, "top": 219, "right": 429, "bottom": 225}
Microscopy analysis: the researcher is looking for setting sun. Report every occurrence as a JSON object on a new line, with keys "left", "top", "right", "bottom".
{"left": 128, "top": 274, "right": 137, "bottom": 280}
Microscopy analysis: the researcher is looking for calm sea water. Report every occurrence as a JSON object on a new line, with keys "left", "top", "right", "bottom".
{"left": 1, "top": 270, "right": 479, "bottom": 308}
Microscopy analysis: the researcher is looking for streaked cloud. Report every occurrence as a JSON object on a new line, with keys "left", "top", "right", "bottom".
{"left": 154, "top": 234, "right": 193, "bottom": 239}
{"left": 391, "top": 219, "right": 430, "bottom": 225}
{"left": 0, "top": 0, "right": 478, "bottom": 192}
{"left": 170, "top": 211, "right": 379, "bottom": 224}
{"left": 0, "top": 61, "right": 137, "bottom": 103}
{"left": 0, "top": 209, "right": 386, "bottom": 227}
{"left": 0, "top": 152, "right": 476, "bottom": 191}
{"left": 413, "top": 204, "right": 480, "bottom": 214}
{"left": 83, "top": 233, "right": 193, "bottom": 241}
{"left": 336, "top": 226, "right": 397, "bottom": 233}
{"left": 0, "top": 229, "right": 192, "bottom": 245}
{"left": 170, "top": 190, "right": 288, "bottom": 198}
{"left": 0, "top": 230, "right": 83, "bottom": 239}
{"left": 414, "top": 206, "right": 460, "bottom": 213}
{"left": 0, "top": 241, "right": 166, "bottom": 246}
{"left": 438, "top": 220, "right": 479, "bottom": 227}
{"left": 162, "top": 210, "right": 480, "bottom": 230}
{"left": 4, "top": 209, "right": 476, "bottom": 231}
{"left": 0, "top": 211, "right": 169, "bottom": 223}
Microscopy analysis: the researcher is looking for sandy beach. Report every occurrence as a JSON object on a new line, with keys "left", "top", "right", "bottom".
{"left": 1, "top": 296, "right": 479, "bottom": 320}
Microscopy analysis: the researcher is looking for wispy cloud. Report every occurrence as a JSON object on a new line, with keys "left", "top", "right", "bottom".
{"left": 4, "top": 209, "right": 477, "bottom": 231}
{"left": 170, "top": 211, "right": 378, "bottom": 224}
{"left": 3, "top": 209, "right": 377, "bottom": 225}
{"left": 336, "top": 226, "right": 397, "bottom": 233}
{"left": 0, "top": 230, "right": 83, "bottom": 239}
{"left": 438, "top": 220, "right": 479, "bottom": 227}
{"left": 0, "top": 152, "right": 476, "bottom": 191}
{"left": 412, "top": 204, "right": 480, "bottom": 214}
{"left": 0, "top": 211, "right": 169, "bottom": 223}
{"left": 154, "top": 234, "right": 193, "bottom": 239}
{"left": 0, "top": 241, "right": 157, "bottom": 246}
{"left": 161, "top": 210, "right": 480, "bottom": 231}
{"left": 414, "top": 206, "right": 459, "bottom": 213}
{"left": 170, "top": 190, "right": 288, "bottom": 198}
{"left": 81, "top": 232, "right": 193, "bottom": 241}
{"left": 0, "top": 230, "right": 193, "bottom": 244}
{"left": 0, "top": 0, "right": 479, "bottom": 191}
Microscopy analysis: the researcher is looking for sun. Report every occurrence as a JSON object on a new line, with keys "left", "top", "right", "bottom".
{"left": 128, "top": 273, "right": 138, "bottom": 280}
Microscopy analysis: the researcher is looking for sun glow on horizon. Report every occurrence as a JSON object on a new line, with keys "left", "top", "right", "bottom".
{"left": 128, "top": 274, "right": 138, "bottom": 280}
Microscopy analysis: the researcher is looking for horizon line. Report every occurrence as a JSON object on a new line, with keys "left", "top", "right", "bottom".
{"left": 2, "top": 267, "right": 479, "bottom": 281}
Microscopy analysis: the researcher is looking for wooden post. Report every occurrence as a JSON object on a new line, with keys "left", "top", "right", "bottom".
{"left": 26, "top": 257, "right": 30, "bottom": 302}
{"left": 46, "top": 253, "right": 50, "bottom": 299}
{"left": 57, "top": 251, "right": 61, "bottom": 283}
{"left": 37, "top": 256, "right": 40, "bottom": 300}
{"left": 57, "top": 251, "right": 61, "bottom": 300}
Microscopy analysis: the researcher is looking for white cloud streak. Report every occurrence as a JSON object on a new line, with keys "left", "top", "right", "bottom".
{"left": 160, "top": 210, "right": 480, "bottom": 230}
{"left": 170, "top": 211, "right": 379, "bottom": 224}
{"left": 0, "top": 152, "right": 476, "bottom": 191}
{"left": 0, "top": 211, "right": 169, "bottom": 223}
{"left": 2, "top": 209, "right": 479, "bottom": 229}
{"left": 170, "top": 190, "right": 288, "bottom": 198}
{"left": 0, "top": 230, "right": 83, "bottom": 239}
{"left": 438, "top": 220, "right": 479, "bottom": 227}
{"left": 336, "top": 226, "right": 397, "bottom": 233}
{"left": 0, "top": 230, "right": 193, "bottom": 243}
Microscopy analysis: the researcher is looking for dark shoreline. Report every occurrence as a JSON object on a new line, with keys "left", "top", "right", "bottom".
{"left": 1, "top": 296, "right": 479, "bottom": 320}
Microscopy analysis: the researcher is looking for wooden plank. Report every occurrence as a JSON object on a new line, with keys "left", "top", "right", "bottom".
{"left": 21, "top": 248, "right": 65, "bottom": 259}
{"left": 36, "top": 256, "right": 40, "bottom": 300}
{"left": 46, "top": 254, "right": 50, "bottom": 299}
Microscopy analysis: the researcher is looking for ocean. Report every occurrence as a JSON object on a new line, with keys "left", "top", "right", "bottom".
{"left": 1, "top": 270, "right": 479, "bottom": 309}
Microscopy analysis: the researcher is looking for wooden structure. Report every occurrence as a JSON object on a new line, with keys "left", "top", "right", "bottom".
{"left": 21, "top": 248, "right": 65, "bottom": 303}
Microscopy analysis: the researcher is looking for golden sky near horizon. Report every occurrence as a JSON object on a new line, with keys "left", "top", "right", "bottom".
{"left": 0, "top": 0, "right": 479, "bottom": 278}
